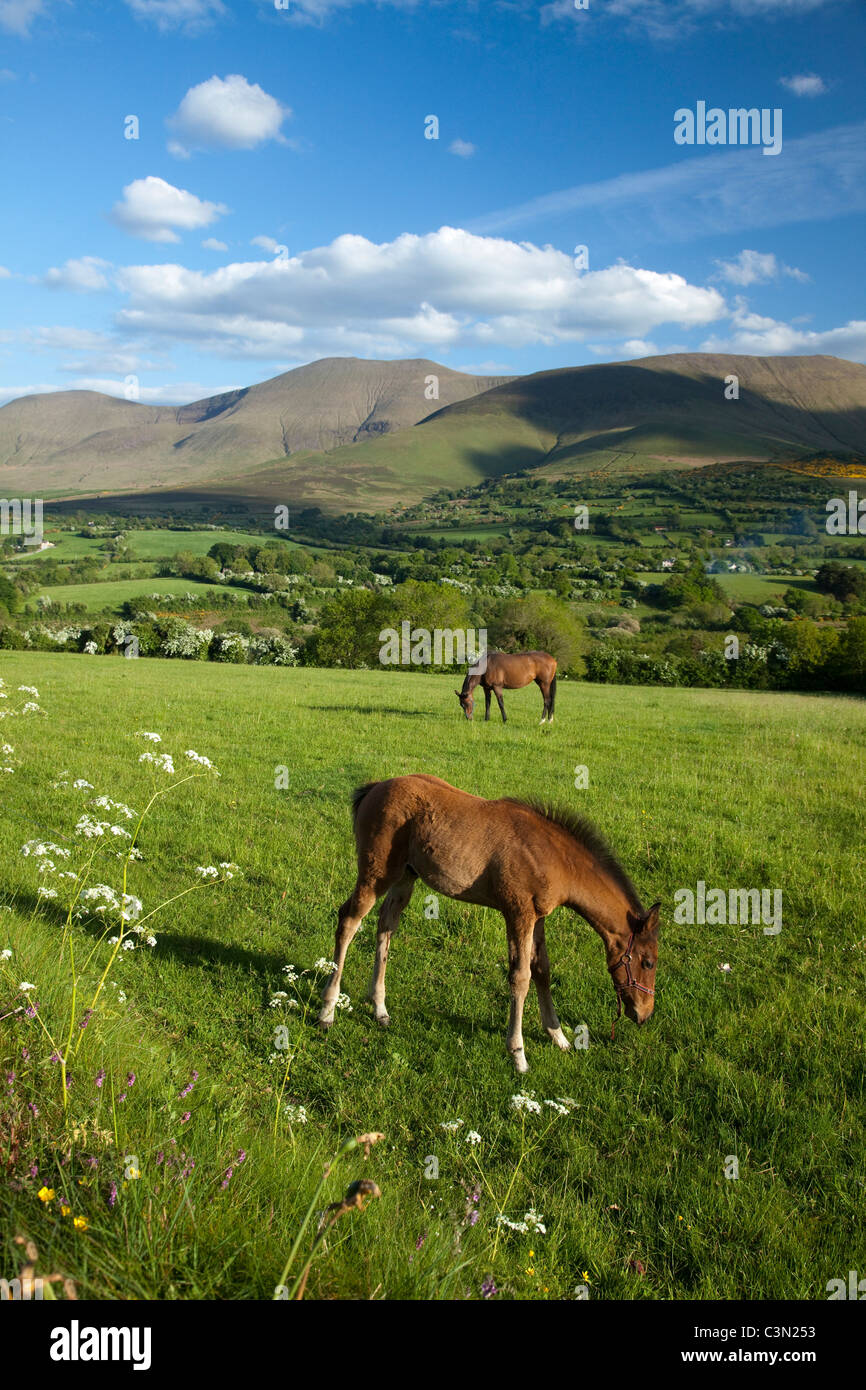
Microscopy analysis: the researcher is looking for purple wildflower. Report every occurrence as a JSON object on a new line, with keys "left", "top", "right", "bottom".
{"left": 181, "top": 1111, "right": 191, "bottom": 1124}
{"left": 78, "top": 1009, "right": 94, "bottom": 1031}
{"left": 95, "top": 1068, "right": 106, "bottom": 1088}
{"left": 481, "top": 1277, "right": 497, "bottom": 1299}
{"left": 108, "top": 1181, "right": 118, "bottom": 1208}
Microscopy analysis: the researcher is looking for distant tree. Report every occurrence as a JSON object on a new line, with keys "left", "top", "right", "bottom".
{"left": 0, "top": 574, "right": 20, "bottom": 617}
{"left": 815, "top": 562, "right": 866, "bottom": 603}
{"left": 489, "top": 593, "right": 583, "bottom": 674}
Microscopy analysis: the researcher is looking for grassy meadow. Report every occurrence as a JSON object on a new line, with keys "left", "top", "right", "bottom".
{"left": 1, "top": 652, "right": 864, "bottom": 1301}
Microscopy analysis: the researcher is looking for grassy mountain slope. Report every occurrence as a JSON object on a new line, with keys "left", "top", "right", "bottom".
{"left": 0, "top": 357, "right": 513, "bottom": 496}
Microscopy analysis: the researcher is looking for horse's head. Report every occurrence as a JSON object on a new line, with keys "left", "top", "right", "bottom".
{"left": 455, "top": 688, "right": 474, "bottom": 720}
{"left": 610, "top": 902, "right": 660, "bottom": 1027}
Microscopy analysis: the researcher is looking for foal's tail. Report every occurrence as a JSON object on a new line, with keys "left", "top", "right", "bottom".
{"left": 351, "top": 781, "right": 379, "bottom": 826}
{"left": 549, "top": 674, "right": 557, "bottom": 716}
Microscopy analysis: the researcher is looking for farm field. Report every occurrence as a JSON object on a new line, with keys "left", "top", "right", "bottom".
{"left": 23, "top": 576, "right": 247, "bottom": 614}
{"left": 1, "top": 652, "right": 864, "bottom": 1300}
{"left": 10, "top": 528, "right": 300, "bottom": 565}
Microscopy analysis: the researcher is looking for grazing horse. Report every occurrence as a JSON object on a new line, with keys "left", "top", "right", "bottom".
{"left": 318, "top": 775, "right": 660, "bottom": 1072}
{"left": 456, "top": 650, "right": 557, "bottom": 724}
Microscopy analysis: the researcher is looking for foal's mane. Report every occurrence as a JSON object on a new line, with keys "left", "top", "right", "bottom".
{"left": 503, "top": 798, "right": 642, "bottom": 909}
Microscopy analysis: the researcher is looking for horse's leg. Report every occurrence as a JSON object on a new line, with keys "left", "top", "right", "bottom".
{"left": 531, "top": 918, "right": 570, "bottom": 1051}
{"left": 495, "top": 688, "right": 507, "bottom": 723}
{"left": 365, "top": 868, "right": 416, "bottom": 1026}
{"left": 318, "top": 877, "right": 378, "bottom": 1028}
{"left": 484, "top": 685, "right": 491, "bottom": 721}
{"left": 505, "top": 911, "right": 534, "bottom": 1072}
{"left": 537, "top": 678, "right": 549, "bottom": 724}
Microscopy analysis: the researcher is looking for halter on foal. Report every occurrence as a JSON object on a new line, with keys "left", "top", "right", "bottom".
{"left": 318, "top": 775, "right": 661, "bottom": 1071}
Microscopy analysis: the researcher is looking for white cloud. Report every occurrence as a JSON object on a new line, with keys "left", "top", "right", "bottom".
{"left": 621, "top": 339, "right": 659, "bottom": 358}
{"left": 167, "top": 75, "right": 291, "bottom": 156}
{"left": 110, "top": 226, "right": 725, "bottom": 361}
{"left": 202, "top": 237, "right": 229, "bottom": 251}
{"left": 474, "top": 123, "right": 866, "bottom": 243}
{"left": 0, "top": 382, "right": 58, "bottom": 405}
{"left": 110, "top": 176, "right": 229, "bottom": 244}
{"left": 250, "top": 235, "right": 283, "bottom": 254}
{"left": 544, "top": 0, "right": 842, "bottom": 39}
{"left": 0, "top": 68, "right": 17, "bottom": 80}
{"left": 713, "top": 249, "right": 808, "bottom": 286}
{"left": 43, "top": 257, "right": 113, "bottom": 292}
{"left": 0, "top": 1, "right": 46, "bottom": 37}
{"left": 449, "top": 138, "right": 476, "bottom": 159}
{"left": 701, "top": 298, "right": 866, "bottom": 361}
{"left": 0, "top": 265, "right": 11, "bottom": 279}
{"left": 780, "top": 73, "right": 827, "bottom": 96}
{"left": 125, "top": 0, "right": 226, "bottom": 32}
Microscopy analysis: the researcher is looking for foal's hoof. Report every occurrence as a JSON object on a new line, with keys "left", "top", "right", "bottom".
{"left": 317, "top": 1011, "right": 334, "bottom": 1031}
{"left": 510, "top": 1048, "right": 529, "bottom": 1074}
{"left": 376, "top": 1013, "right": 391, "bottom": 1029}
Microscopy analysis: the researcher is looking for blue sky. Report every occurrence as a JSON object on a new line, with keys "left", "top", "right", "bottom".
{"left": 0, "top": 0, "right": 863, "bottom": 404}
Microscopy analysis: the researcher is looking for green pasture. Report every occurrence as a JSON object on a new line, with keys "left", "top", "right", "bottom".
{"left": 0, "top": 653, "right": 863, "bottom": 1300}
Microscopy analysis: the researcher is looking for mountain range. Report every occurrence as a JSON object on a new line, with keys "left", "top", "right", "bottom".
{"left": 2, "top": 352, "right": 865, "bottom": 514}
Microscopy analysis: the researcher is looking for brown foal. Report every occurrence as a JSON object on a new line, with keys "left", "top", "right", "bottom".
{"left": 318, "top": 775, "right": 660, "bottom": 1072}
{"left": 456, "top": 650, "right": 557, "bottom": 724}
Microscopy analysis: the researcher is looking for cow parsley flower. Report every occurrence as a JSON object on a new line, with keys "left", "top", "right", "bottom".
{"left": 138, "top": 751, "right": 175, "bottom": 774}
{"left": 185, "top": 749, "right": 218, "bottom": 773}
{"left": 511, "top": 1090, "right": 542, "bottom": 1115}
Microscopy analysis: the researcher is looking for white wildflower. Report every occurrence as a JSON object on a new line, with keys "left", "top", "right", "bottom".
{"left": 511, "top": 1090, "right": 542, "bottom": 1115}
{"left": 138, "top": 751, "right": 175, "bottom": 774}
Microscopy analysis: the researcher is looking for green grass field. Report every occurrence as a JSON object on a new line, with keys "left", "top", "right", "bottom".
{"left": 10, "top": 528, "right": 297, "bottom": 565}
{"left": 25, "top": 576, "right": 247, "bottom": 614}
{"left": 1, "top": 653, "right": 864, "bottom": 1301}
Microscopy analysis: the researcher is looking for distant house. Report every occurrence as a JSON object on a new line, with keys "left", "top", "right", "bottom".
{"left": 661, "top": 559, "right": 674, "bottom": 570}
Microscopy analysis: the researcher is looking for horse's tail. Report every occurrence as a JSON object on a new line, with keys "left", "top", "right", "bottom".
{"left": 549, "top": 674, "right": 557, "bottom": 716}
{"left": 351, "top": 781, "right": 379, "bottom": 826}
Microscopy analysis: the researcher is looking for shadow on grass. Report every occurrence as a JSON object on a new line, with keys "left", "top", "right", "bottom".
{"left": 12, "top": 889, "right": 292, "bottom": 983}
{"left": 306, "top": 704, "right": 432, "bottom": 717}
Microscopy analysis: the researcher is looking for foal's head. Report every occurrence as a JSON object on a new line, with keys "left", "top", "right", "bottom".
{"left": 611, "top": 902, "right": 661, "bottom": 1026}
{"left": 454, "top": 688, "right": 474, "bottom": 720}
